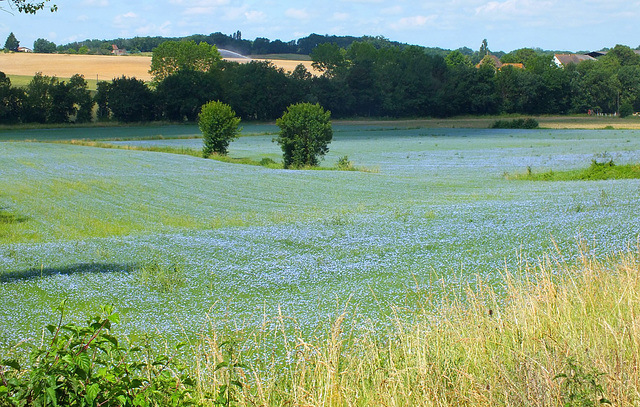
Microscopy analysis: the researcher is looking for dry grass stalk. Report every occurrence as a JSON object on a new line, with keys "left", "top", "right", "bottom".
{"left": 193, "top": 245, "right": 640, "bottom": 406}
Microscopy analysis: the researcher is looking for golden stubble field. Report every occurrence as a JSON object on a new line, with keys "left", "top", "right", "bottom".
{"left": 0, "top": 53, "right": 318, "bottom": 82}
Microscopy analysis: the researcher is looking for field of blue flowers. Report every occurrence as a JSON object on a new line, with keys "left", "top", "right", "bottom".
{"left": 1, "top": 123, "right": 639, "bottom": 348}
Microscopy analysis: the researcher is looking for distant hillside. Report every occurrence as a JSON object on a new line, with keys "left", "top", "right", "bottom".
{"left": 56, "top": 32, "right": 452, "bottom": 57}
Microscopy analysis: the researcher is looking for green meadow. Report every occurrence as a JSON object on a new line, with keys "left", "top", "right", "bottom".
{"left": 1, "top": 122, "right": 640, "bottom": 404}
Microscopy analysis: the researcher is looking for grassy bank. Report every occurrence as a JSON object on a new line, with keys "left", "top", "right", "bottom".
{"left": 509, "top": 159, "right": 640, "bottom": 181}
{"left": 190, "top": 246, "right": 640, "bottom": 406}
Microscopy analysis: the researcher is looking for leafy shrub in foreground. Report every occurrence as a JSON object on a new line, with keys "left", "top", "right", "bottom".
{"left": 0, "top": 303, "right": 197, "bottom": 406}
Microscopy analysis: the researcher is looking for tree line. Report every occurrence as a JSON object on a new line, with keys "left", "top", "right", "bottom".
{"left": 28, "top": 32, "right": 422, "bottom": 56}
{"left": 1, "top": 41, "right": 639, "bottom": 125}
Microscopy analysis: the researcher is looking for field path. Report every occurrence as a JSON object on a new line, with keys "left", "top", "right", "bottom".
{"left": 0, "top": 53, "right": 317, "bottom": 81}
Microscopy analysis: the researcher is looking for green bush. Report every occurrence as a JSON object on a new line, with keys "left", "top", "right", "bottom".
{"left": 199, "top": 101, "right": 241, "bottom": 157}
{"left": 259, "top": 157, "right": 277, "bottom": 167}
{"left": 336, "top": 156, "right": 354, "bottom": 171}
{"left": 135, "top": 261, "right": 186, "bottom": 293}
{"left": 619, "top": 102, "right": 634, "bottom": 118}
{"left": 491, "top": 118, "right": 539, "bottom": 129}
{"left": 276, "top": 103, "right": 333, "bottom": 169}
{"left": 0, "top": 303, "right": 197, "bottom": 406}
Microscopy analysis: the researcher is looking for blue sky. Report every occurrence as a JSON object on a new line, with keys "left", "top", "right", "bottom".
{"left": 2, "top": 0, "right": 640, "bottom": 53}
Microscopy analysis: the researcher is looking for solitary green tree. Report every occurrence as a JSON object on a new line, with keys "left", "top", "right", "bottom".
{"left": 4, "top": 32, "right": 19, "bottom": 51}
{"left": 276, "top": 103, "right": 333, "bottom": 168}
{"left": 198, "top": 101, "right": 241, "bottom": 157}
{"left": 479, "top": 39, "right": 489, "bottom": 57}
{"left": 149, "top": 40, "right": 222, "bottom": 83}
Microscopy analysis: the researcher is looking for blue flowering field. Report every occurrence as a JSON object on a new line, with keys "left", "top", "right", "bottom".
{"left": 1, "top": 123, "right": 639, "bottom": 347}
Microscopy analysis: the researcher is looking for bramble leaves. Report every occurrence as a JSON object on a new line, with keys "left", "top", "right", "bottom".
{"left": 0, "top": 304, "right": 198, "bottom": 406}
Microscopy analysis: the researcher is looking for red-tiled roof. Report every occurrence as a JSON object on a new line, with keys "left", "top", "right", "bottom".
{"left": 475, "top": 54, "right": 502, "bottom": 69}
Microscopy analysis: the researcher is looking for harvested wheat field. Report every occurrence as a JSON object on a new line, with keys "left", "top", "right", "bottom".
{"left": 0, "top": 53, "right": 155, "bottom": 81}
{"left": 0, "top": 53, "right": 317, "bottom": 82}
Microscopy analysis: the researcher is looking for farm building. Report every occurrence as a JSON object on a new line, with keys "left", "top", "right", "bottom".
{"left": 476, "top": 55, "right": 525, "bottom": 71}
{"left": 553, "top": 53, "right": 596, "bottom": 67}
{"left": 111, "top": 45, "right": 127, "bottom": 56}
{"left": 586, "top": 50, "right": 640, "bottom": 58}
{"left": 501, "top": 63, "right": 525, "bottom": 70}
{"left": 475, "top": 54, "right": 502, "bottom": 69}
{"left": 16, "top": 46, "right": 32, "bottom": 53}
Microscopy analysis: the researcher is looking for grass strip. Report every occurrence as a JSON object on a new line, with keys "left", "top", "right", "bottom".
{"left": 52, "top": 139, "right": 378, "bottom": 172}
{"left": 509, "top": 160, "right": 640, "bottom": 181}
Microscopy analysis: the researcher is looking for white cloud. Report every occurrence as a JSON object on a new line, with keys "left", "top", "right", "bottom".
{"left": 475, "top": 0, "right": 552, "bottom": 17}
{"left": 245, "top": 10, "right": 266, "bottom": 23}
{"left": 81, "top": 0, "right": 109, "bottom": 6}
{"left": 223, "top": 6, "right": 248, "bottom": 20}
{"left": 381, "top": 6, "right": 403, "bottom": 15}
{"left": 113, "top": 11, "right": 139, "bottom": 32}
{"left": 390, "top": 15, "right": 436, "bottom": 30}
{"left": 182, "top": 6, "right": 215, "bottom": 15}
{"left": 169, "top": 0, "right": 229, "bottom": 6}
{"left": 76, "top": 14, "right": 89, "bottom": 21}
{"left": 135, "top": 21, "right": 172, "bottom": 36}
{"left": 172, "top": 0, "right": 230, "bottom": 15}
{"left": 285, "top": 8, "right": 310, "bottom": 20}
{"left": 331, "top": 12, "right": 350, "bottom": 21}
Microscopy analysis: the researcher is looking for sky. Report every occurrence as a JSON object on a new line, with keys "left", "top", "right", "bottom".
{"left": 2, "top": 0, "right": 640, "bottom": 53}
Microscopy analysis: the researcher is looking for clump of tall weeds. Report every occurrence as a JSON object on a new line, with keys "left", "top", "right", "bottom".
{"left": 135, "top": 260, "right": 186, "bottom": 293}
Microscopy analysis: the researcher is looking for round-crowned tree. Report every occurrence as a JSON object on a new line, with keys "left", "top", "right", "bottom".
{"left": 276, "top": 103, "right": 333, "bottom": 168}
{"left": 198, "top": 101, "right": 241, "bottom": 157}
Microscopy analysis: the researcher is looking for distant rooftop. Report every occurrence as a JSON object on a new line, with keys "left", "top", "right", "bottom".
{"left": 553, "top": 53, "right": 596, "bottom": 67}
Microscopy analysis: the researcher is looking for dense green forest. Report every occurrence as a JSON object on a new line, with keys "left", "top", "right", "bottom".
{"left": 1, "top": 42, "right": 639, "bottom": 124}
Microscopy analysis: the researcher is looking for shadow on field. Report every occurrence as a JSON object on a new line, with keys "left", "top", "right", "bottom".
{"left": 0, "top": 262, "right": 134, "bottom": 283}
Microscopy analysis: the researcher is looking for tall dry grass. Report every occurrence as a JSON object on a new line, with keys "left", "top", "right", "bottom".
{"left": 192, "top": 244, "right": 640, "bottom": 406}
